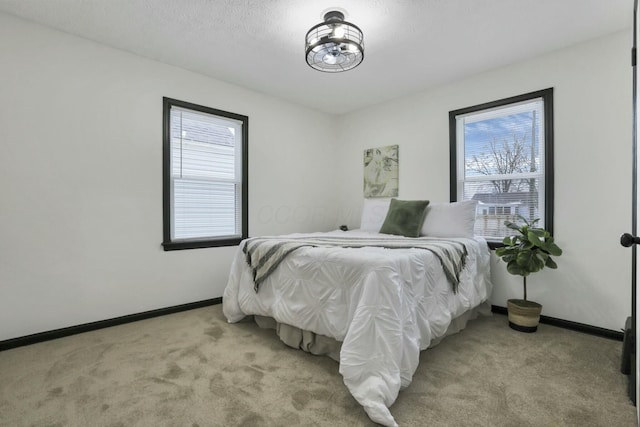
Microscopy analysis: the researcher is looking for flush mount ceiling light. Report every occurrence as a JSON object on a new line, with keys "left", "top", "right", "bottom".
{"left": 305, "top": 10, "right": 364, "bottom": 73}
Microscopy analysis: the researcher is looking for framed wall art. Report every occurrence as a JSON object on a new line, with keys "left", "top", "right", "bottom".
{"left": 363, "top": 145, "right": 398, "bottom": 198}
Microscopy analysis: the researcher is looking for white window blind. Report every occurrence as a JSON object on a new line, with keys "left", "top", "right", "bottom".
{"left": 455, "top": 97, "right": 546, "bottom": 241}
{"left": 170, "top": 106, "right": 243, "bottom": 241}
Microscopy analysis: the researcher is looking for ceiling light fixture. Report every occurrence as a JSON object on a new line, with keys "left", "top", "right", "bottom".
{"left": 305, "top": 10, "right": 364, "bottom": 73}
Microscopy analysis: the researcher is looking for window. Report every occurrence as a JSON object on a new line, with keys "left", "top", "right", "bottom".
{"left": 449, "top": 89, "right": 553, "bottom": 245}
{"left": 162, "top": 97, "right": 248, "bottom": 250}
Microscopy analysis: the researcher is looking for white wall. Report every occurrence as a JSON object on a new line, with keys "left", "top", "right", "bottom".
{"left": 335, "top": 31, "right": 632, "bottom": 331}
{"left": 0, "top": 13, "right": 340, "bottom": 341}
{"left": 0, "top": 12, "right": 632, "bottom": 340}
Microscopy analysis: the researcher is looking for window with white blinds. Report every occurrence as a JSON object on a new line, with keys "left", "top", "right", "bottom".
{"left": 162, "top": 98, "right": 248, "bottom": 250}
{"left": 449, "top": 89, "right": 553, "bottom": 244}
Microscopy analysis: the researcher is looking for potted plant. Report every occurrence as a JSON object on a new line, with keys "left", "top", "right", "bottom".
{"left": 495, "top": 215, "right": 562, "bottom": 332}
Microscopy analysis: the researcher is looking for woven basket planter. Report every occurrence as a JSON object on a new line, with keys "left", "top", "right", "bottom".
{"left": 507, "top": 299, "right": 542, "bottom": 333}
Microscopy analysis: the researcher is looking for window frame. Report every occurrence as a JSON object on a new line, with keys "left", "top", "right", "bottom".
{"left": 162, "top": 97, "right": 248, "bottom": 251}
{"left": 449, "top": 88, "right": 554, "bottom": 248}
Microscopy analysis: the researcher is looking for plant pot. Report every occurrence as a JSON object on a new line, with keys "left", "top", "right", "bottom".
{"left": 507, "top": 299, "right": 542, "bottom": 333}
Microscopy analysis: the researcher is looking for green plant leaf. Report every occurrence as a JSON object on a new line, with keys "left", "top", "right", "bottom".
{"left": 503, "top": 253, "right": 517, "bottom": 263}
{"left": 504, "top": 221, "right": 520, "bottom": 231}
{"left": 495, "top": 217, "right": 562, "bottom": 276}
{"left": 528, "top": 228, "right": 547, "bottom": 238}
{"left": 546, "top": 243, "right": 562, "bottom": 256}
{"left": 522, "top": 240, "right": 534, "bottom": 249}
{"left": 516, "top": 249, "right": 545, "bottom": 272}
{"left": 527, "top": 231, "right": 544, "bottom": 248}
{"left": 506, "top": 260, "right": 529, "bottom": 276}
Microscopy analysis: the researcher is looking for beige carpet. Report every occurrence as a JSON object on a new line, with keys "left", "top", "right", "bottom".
{"left": 0, "top": 304, "right": 636, "bottom": 427}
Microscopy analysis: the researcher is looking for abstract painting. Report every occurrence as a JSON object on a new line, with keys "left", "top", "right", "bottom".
{"left": 364, "top": 145, "right": 398, "bottom": 198}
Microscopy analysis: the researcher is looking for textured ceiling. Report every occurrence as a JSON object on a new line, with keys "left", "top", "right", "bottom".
{"left": 0, "top": 0, "right": 632, "bottom": 114}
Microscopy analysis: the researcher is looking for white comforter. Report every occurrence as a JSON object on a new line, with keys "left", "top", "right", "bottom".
{"left": 223, "top": 230, "right": 492, "bottom": 426}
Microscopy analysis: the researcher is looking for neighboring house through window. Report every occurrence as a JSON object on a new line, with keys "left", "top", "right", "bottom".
{"left": 162, "top": 97, "right": 248, "bottom": 250}
{"left": 449, "top": 89, "right": 553, "bottom": 245}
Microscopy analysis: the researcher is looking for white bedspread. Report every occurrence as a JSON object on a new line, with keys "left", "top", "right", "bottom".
{"left": 223, "top": 230, "right": 492, "bottom": 426}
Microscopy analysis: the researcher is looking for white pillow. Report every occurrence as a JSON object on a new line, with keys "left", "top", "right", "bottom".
{"left": 359, "top": 198, "right": 392, "bottom": 232}
{"left": 421, "top": 200, "right": 478, "bottom": 238}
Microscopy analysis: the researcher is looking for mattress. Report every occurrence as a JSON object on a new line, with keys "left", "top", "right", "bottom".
{"left": 223, "top": 230, "right": 493, "bottom": 426}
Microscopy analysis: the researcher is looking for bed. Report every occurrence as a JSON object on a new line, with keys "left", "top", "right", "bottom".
{"left": 222, "top": 200, "right": 493, "bottom": 427}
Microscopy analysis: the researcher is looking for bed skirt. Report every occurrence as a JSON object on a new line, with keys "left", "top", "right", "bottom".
{"left": 254, "top": 301, "right": 492, "bottom": 363}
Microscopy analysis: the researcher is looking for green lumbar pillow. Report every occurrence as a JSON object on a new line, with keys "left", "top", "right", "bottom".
{"left": 379, "top": 199, "right": 430, "bottom": 237}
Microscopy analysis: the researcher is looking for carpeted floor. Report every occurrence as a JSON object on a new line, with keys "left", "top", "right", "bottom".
{"left": 0, "top": 304, "right": 636, "bottom": 427}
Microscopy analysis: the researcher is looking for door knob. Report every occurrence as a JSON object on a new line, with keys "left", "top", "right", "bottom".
{"left": 620, "top": 233, "right": 640, "bottom": 247}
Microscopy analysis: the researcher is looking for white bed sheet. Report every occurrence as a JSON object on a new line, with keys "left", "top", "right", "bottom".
{"left": 223, "top": 230, "right": 492, "bottom": 426}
